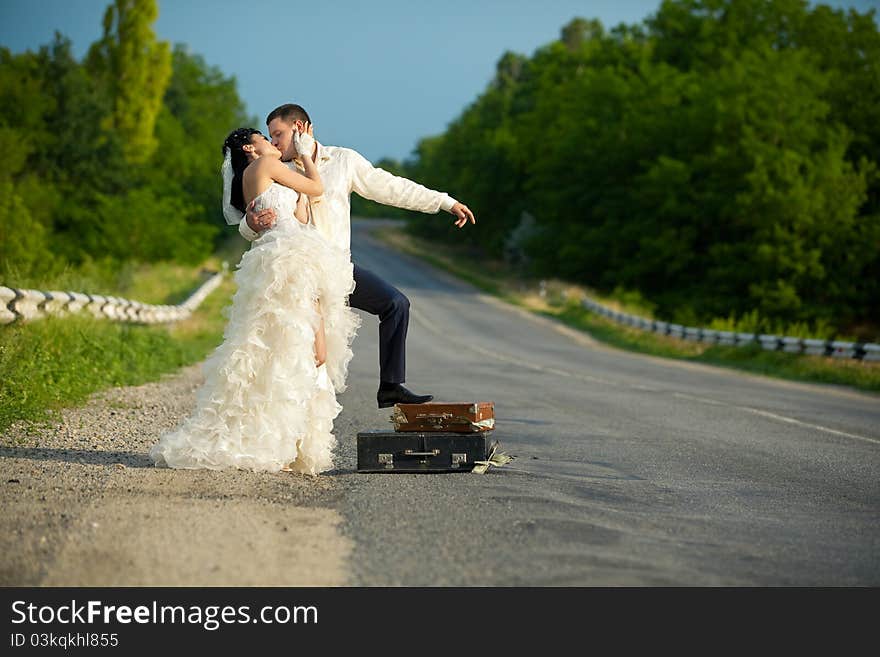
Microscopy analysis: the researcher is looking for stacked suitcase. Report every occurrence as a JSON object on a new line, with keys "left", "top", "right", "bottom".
{"left": 357, "top": 402, "right": 495, "bottom": 473}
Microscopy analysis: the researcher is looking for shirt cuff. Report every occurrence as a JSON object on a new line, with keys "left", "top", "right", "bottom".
{"left": 440, "top": 195, "right": 457, "bottom": 213}
{"left": 238, "top": 218, "right": 260, "bottom": 241}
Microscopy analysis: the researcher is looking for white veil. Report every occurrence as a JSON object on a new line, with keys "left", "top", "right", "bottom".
{"left": 221, "top": 147, "right": 244, "bottom": 225}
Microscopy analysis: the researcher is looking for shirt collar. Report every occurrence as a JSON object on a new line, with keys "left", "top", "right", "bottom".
{"left": 314, "top": 141, "right": 331, "bottom": 163}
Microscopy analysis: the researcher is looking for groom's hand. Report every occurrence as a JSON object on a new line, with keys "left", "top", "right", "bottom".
{"left": 450, "top": 202, "right": 476, "bottom": 228}
{"left": 246, "top": 200, "right": 277, "bottom": 232}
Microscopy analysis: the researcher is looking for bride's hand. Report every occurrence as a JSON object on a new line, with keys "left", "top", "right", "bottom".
{"left": 293, "top": 123, "right": 315, "bottom": 159}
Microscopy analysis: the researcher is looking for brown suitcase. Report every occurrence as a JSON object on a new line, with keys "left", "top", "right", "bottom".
{"left": 391, "top": 401, "right": 495, "bottom": 433}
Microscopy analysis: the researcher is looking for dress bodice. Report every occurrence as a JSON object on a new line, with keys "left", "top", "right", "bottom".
{"left": 250, "top": 182, "right": 305, "bottom": 229}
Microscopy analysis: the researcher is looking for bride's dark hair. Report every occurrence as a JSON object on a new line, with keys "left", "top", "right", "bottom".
{"left": 223, "top": 128, "right": 264, "bottom": 213}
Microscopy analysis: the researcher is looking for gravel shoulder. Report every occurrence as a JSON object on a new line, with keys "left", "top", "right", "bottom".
{"left": 1, "top": 363, "right": 350, "bottom": 586}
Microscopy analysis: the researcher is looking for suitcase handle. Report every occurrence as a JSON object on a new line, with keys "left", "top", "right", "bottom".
{"left": 413, "top": 413, "right": 453, "bottom": 421}
{"left": 410, "top": 414, "right": 487, "bottom": 425}
{"left": 403, "top": 449, "right": 440, "bottom": 457}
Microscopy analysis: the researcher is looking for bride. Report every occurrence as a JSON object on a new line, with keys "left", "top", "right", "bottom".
{"left": 149, "top": 126, "right": 360, "bottom": 475}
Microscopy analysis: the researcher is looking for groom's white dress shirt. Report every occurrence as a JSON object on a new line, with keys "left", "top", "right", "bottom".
{"left": 239, "top": 141, "right": 457, "bottom": 253}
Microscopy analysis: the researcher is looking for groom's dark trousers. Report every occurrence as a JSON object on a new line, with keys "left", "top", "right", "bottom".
{"left": 348, "top": 263, "right": 409, "bottom": 385}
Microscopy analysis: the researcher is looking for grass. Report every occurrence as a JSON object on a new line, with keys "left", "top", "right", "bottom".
{"left": 372, "top": 226, "right": 880, "bottom": 394}
{"left": 0, "top": 239, "right": 245, "bottom": 435}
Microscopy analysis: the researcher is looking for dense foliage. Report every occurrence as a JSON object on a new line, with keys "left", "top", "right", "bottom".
{"left": 0, "top": 0, "right": 252, "bottom": 288}
{"left": 406, "top": 1, "right": 880, "bottom": 338}
{"left": 2, "top": 0, "right": 877, "bottom": 340}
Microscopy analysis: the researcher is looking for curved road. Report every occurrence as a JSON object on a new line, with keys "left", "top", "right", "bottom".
{"left": 2, "top": 219, "right": 877, "bottom": 586}
{"left": 333, "top": 220, "right": 880, "bottom": 585}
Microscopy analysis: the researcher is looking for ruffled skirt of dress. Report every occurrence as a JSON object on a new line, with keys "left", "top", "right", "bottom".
{"left": 148, "top": 220, "right": 361, "bottom": 475}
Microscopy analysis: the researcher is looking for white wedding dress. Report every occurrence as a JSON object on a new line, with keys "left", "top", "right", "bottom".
{"left": 149, "top": 183, "right": 360, "bottom": 475}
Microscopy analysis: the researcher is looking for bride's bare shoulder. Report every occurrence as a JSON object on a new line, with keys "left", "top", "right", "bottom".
{"left": 243, "top": 157, "right": 279, "bottom": 185}
{"left": 249, "top": 157, "right": 276, "bottom": 173}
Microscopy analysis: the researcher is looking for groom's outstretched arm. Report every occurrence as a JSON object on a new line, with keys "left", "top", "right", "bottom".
{"left": 348, "top": 150, "right": 475, "bottom": 227}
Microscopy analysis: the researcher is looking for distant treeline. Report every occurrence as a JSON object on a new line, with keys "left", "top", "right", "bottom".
{"left": 379, "top": 0, "right": 880, "bottom": 339}
{"left": 0, "top": 0, "right": 252, "bottom": 289}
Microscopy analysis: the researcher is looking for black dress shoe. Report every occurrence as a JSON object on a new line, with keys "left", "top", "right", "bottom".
{"left": 377, "top": 384, "right": 434, "bottom": 409}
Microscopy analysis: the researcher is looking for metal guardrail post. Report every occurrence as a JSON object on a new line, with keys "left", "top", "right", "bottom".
{"left": 578, "top": 294, "right": 877, "bottom": 361}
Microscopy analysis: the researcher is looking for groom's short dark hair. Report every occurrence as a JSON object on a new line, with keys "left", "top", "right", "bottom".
{"left": 266, "top": 103, "right": 311, "bottom": 126}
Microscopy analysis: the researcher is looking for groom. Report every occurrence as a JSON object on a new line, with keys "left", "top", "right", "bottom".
{"left": 240, "top": 103, "right": 476, "bottom": 409}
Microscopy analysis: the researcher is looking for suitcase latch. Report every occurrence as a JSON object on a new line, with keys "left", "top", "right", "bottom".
{"left": 378, "top": 453, "right": 393, "bottom": 469}
{"left": 451, "top": 453, "right": 468, "bottom": 468}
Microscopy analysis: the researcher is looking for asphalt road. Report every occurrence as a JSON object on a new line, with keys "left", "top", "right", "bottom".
{"left": 2, "top": 219, "right": 877, "bottom": 587}
{"left": 331, "top": 219, "right": 880, "bottom": 585}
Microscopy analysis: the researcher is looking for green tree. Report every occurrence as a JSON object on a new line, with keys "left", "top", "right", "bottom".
{"left": 149, "top": 45, "right": 252, "bottom": 239}
{"left": 0, "top": 2, "right": 252, "bottom": 282}
{"left": 405, "top": 4, "right": 879, "bottom": 335}
{"left": 409, "top": 48, "right": 530, "bottom": 255}
{"left": 86, "top": 0, "right": 172, "bottom": 164}
{"left": 0, "top": 47, "right": 54, "bottom": 181}
{"left": 0, "top": 182, "right": 59, "bottom": 284}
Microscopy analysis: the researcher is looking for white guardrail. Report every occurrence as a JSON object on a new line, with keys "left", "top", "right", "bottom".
{"left": 0, "top": 263, "right": 227, "bottom": 326}
{"left": 580, "top": 297, "right": 880, "bottom": 362}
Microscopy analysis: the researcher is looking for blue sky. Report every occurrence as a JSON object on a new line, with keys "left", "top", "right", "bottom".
{"left": 1, "top": 0, "right": 875, "bottom": 162}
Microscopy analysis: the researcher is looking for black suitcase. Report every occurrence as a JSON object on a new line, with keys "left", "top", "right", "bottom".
{"left": 356, "top": 430, "right": 489, "bottom": 473}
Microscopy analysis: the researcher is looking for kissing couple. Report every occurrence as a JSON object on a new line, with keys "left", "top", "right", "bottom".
{"left": 149, "top": 103, "right": 476, "bottom": 475}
